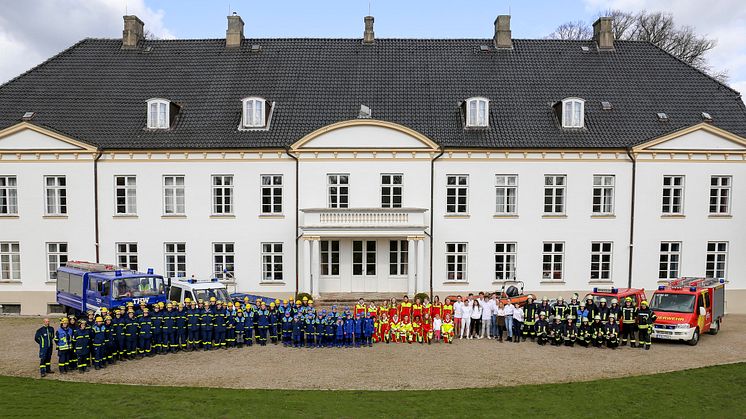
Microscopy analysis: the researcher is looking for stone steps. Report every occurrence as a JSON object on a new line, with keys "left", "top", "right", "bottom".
{"left": 316, "top": 292, "right": 404, "bottom": 307}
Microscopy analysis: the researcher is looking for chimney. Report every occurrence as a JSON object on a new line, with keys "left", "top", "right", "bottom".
{"left": 593, "top": 17, "right": 614, "bottom": 50}
{"left": 363, "top": 16, "right": 375, "bottom": 44}
{"left": 226, "top": 13, "right": 245, "bottom": 48}
{"left": 493, "top": 15, "right": 512, "bottom": 49}
{"left": 122, "top": 15, "right": 144, "bottom": 49}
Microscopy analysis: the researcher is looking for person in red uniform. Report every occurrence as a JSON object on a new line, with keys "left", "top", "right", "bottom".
{"left": 422, "top": 313, "right": 433, "bottom": 344}
{"left": 422, "top": 297, "right": 432, "bottom": 319}
{"left": 388, "top": 297, "right": 399, "bottom": 320}
{"left": 354, "top": 298, "right": 367, "bottom": 317}
{"left": 412, "top": 297, "right": 423, "bottom": 320}
{"left": 431, "top": 296, "right": 443, "bottom": 319}
{"left": 399, "top": 296, "right": 413, "bottom": 320}
{"left": 442, "top": 298, "right": 454, "bottom": 319}
{"left": 379, "top": 313, "right": 391, "bottom": 343}
{"left": 412, "top": 316, "right": 423, "bottom": 343}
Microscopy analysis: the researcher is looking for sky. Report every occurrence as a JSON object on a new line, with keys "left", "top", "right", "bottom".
{"left": 0, "top": 0, "right": 745, "bottom": 95}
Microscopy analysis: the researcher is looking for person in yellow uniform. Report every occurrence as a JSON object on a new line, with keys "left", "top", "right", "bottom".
{"left": 389, "top": 314, "right": 401, "bottom": 343}
{"left": 441, "top": 314, "right": 455, "bottom": 344}
{"left": 400, "top": 315, "right": 413, "bottom": 343}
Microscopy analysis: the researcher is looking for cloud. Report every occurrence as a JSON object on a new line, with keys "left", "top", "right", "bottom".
{"left": 0, "top": 0, "right": 174, "bottom": 83}
{"left": 582, "top": 0, "right": 746, "bottom": 96}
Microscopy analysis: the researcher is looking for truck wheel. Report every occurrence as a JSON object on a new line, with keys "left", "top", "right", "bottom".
{"left": 687, "top": 328, "right": 700, "bottom": 346}
{"left": 708, "top": 320, "right": 720, "bottom": 335}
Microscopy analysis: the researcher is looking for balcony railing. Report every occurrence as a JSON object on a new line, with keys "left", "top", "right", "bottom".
{"left": 300, "top": 207, "right": 428, "bottom": 229}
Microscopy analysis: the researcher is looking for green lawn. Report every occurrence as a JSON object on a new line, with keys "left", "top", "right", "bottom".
{"left": 1, "top": 363, "right": 745, "bottom": 418}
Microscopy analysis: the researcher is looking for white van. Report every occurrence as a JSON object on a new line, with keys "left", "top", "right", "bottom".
{"left": 167, "top": 277, "right": 232, "bottom": 304}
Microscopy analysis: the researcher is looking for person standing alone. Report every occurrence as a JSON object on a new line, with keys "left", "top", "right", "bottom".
{"left": 34, "top": 318, "right": 55, "bottom": 377}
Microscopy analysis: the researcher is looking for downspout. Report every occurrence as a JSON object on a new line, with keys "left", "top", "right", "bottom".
{"left": 93, "top": 149, "right": 103, "bottom": 263}
{"left": 428, "top": 147, "right": 445, "bottom": 298}
{"left": 285, "top": 147, "right": 300, "bottom": 297}
{"left": 625, "top": 147, "right": 637, "bottom": 289}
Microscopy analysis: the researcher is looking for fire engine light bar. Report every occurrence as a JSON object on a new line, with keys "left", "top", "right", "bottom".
{"left": 720, "top": 279, "right": 725, "bottom": 283}
{"left": 211, "top": 278, "right": 219, "bottom": 282}
{"left": 187, "top": 278, "right": 197, "bottom": 283}
{"left": 658, "top": 285, "right": 665, "bottom": 290}
{"left": 690, "top": 286, "right": 697, "bottom": 292}
{"left": 147, "top": 268, "right": 154, "bottom": 274}
{"left": 115, "top": 270, "right": 122, "bottom": 277}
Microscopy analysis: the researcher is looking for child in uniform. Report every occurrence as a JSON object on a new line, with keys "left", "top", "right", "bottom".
{"left": 363, "top": 312, "right": 375, "bottom": 347}
{"left": 441, "top": 314, "right": 454, "bottom": 344}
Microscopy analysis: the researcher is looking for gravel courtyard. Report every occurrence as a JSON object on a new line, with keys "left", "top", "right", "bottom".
{"left": 2, "top": 315, "right": 744, "bottom": 391}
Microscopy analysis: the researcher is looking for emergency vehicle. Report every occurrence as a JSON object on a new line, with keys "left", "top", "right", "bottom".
{"left": 584, "top": 287, "right": 647, "bottom": 307}
{"left": 166, "top": 276, "right": 231, "bottom": 305}
{"left": 56, "top": 261, "right": 167, "bottom": 315}
{"left": 650, "top": 277, "right": 727, "bottom": 346}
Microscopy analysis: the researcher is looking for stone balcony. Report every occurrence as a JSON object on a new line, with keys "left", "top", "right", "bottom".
{"left": 299, "top": 207, "right": 428, "bottom": 236}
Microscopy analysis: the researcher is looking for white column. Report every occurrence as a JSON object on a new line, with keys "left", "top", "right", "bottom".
{"left": 311, "top": 238, "right": 321, "bottom": 297}
{"left": 407, "top": 238, "right": 416, "bottom": 296}
{"left": 417, "top": 238, "right": 426, "bottom": 294}
{"left": 302, "top": 238, "right": 311, "bottom": 294}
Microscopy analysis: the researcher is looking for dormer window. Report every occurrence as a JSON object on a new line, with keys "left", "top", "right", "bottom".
{"left": 242, "top": 97, "right": 267, "bottom": 128}
{"left": 147, "top": 98, "right": 170, "bottom": 129}
{"left": 561, "top": 98, "right": 585, "bottom": 128}
{"left": 465, "top": 97, "right": 489, "bottom": 128}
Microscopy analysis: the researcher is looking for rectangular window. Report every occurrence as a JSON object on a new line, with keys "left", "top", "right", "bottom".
{"left": 115, "top": 243, "right": 138, "bottom": 271}
{"left": 709, "top": 176, "right": 732, "bottom": 214}
{"left": 542, "top": 242, "right": 564, "bottom": 281}
{"left": 213, "top": 242, "right": 235, "bottom": 280}
{"left": 114, "top": 176, "right": 137, "bottom": 215}
{"left": 164, "top": 242, "right": 186, "bottom": 279}
{"left": 149, "top": 101, "right": 168, "bottom": 129}
{"left": 494, "top": 242, "right": 516, "bottom": 281}
{"left": 46, "top": 242, "right": 68, "bottom": 281}
{"left": 662, "top": 176, "right": 685, "bottom": 214}
{"left": 446, "top": 175, "right": 469, "bottom": 214}
{"left": 0, "top": 176, "right": 18, "bottom": 215}
{"left": 592, "top": 175, "right": 615, "bottom": 214}
{"left": 212, "top": 175, "right": 234, "bottom": 215}
{"left": 261, "top": 175, "right": 283, "bottom": 214}
{"left": 262, "top": 243, "right": 283, "bottom": 281}
{"left": 659, "top": 242, "right": 681, "bottom": 280}
{"left": 590, "top": 242, "right": 613, "bottom": 281}
{"left": 389, "top": 240, "right": 409, "bottom": 276}
{"left": 163, "top": 175, "right": 185, "bottom": 215}
{"left": 44, "top": 176, "right": 67, "bottom": 215}
{"left": 495, "top": 175, "right": 518, "bottom": 214}
{"left": 320, "top": 240, "right": 340, "bottom": 276}
{"left": 0, "top": 242, "right": 21, "bottom": 281}
{"left": 327, "top": 174, "right": 349, "bottom": 208}
{"left": 446, "top": 242, "right": 467, "bottom": 281}
{"left": 381, "top": 174, "right": 403, "bottom": 208}
{"left": 353, "top": 240, "right": 376, "bottom": 276}
{"left": 544, "top": 175, "right": 566, "bottom": 214}
{"left": 705, "top": 242, "right": 728, "bottom": 279}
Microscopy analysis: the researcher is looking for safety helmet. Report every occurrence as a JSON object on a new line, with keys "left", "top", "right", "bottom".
{"left": 235, "top": 302, "right": 241, "bottom": 307}
{"left": 594, "top": 315, "right": 601, "bottom": 320}
{"left": 143, "top": 308, "right": 149, "bottom": 312}
{"left": 609, "top": 314, "right": 616, "bottom": 320}
{"left": 600, "top": 298, "right": 607, "bottom": 303}
{"left": 557, "top": 296, "right": 564, "bottom": 301}
{"left": 295, "top": 300, "right": 301, "bottom": 305}
{"left": 567, "top": 315, "right": 575, "bottom": 320}
{"left": 126, "top": 302, "right": 134, "bottom": 307}
{"left": 256, "top": 299, "right": 262, "bottom": 304}
{"left": 100, "top": 307, "right": 108, "bottom": 313}
{"left": 237, "top": 309, "right": 243, "bottom": 314}
{"left": 580, "top": 302, "right": 586, "bottom": 307}
{"left": 641, "top": 300, "right": 649, "bottom": 307}
{"left": 105, "top": 315, "right": 112, "bottom": 321}
{"left": 140, "top": 301, "right": 147, "bottom": 306}
{"left": 184, "top": 298, "right": 191, "bottom": 303}
{"left": 308, "top": 300, "right": 314, "bottom": 304}
{"left": 539, "top": 311, "right": 546, "bottom": 316}
{"left": 283, "top": 299, "right": 288, "bottom": 304}
{"left": 321, "top": 309, "right": 327, "bottom": 314}
{"left": 625, "top": 297, "right": 632, "bottom": 303}
{"left": 275, "top": 299, "right": 280, "bottom": 304}
{"left": 210, "top": 297, "right": 217, "bottom": 302}
{"left": 582, "top": 317, "right": 589, "bottom": 323}
{"left": 302, "top": 296, "right": 309, "bottom": 301}
{"left": 95, "top": 316, "right": 103, "bottom": 322}
{"left": 79, "top": 319, "right": 87, "bottom": 325}
{"left": 243, "top": 296, "right": 250, "bottom": 302}
{"left": 159, "top": 302, "right": 165, "bottom": 308}
{"left": 166, "top": 303, "right": 173, "bottom": 308}
{"left": 572, "top": 293, "right": 579, "bottom": 300}
{"left": 61, "top": 317, "right": 69, "bottom": 324}
{"left": 269, "top": 302, "right": 276, "bottom": 308}
{"left": 611, "top": 298, "right": 618, "bottom": 304}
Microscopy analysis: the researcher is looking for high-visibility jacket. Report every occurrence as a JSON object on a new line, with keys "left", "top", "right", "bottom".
{"left": 388, "top": 307, "right": 398, "bottom": 319}
{"left": 412, "top": 304, "right": 422, "bottom": 319}
{"left": 442, "top": 304, "right": 454, "bottom": 318}
{"left": 367, "top": 306, "right": 377, "bottom": 317}
{"left": 635, "top": 308, "right": 656, "bottom": 329}
{"left": 399, "top": 302, "right": 413, "bottom": 319}
{"left": 431, "top": 303, "right": 442, "bottom": 318}
{"left": 35, "top": 325, "right": 55, "bottom": 351}
{"left": 138, "top": 317, "right": 152, "bottom": 338}
{"left": 92, "top": 324, "right": 107, "bottom": 345}
{"left": 552, "top": 303, "right": 568, "bottom": 320}
{"left": 390, "top": 321, "right": 401, "bottom": 335}
{"left": 422, "top": 303, "right": 432, "bottom": 318}
{"left": 354, "top": 304, "right": 366, "bottom": 317}
{"left": 441, "top": 322, "right": 454, "bottom": 334}
{"left": 621, "top": 306, "right": 637, "bottom": 324}
{"left": 524, "top": 303, "right": 538, "bottom": 325}
{"left": 534, "top": 319, "right": 549, "bottom": 336}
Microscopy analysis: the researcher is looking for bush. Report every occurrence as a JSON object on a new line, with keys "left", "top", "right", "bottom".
{"left": 414, "top": 292, "right": 430, "bottom": 303}
{"left": 296, "top": 292, "right": 313, "bottom": 302}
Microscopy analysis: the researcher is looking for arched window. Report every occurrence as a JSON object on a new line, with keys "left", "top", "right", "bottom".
{"left": 561, "top": 98, "right": 585, "bottom": 128}
{"left": 146, "top": 98, "right": 170, "bottom": 129}
{"left": 465, "top": 97, "right": 489, "bottom": 128}
{"left": 242, "top": 97, "right": 267, "bottom": 128}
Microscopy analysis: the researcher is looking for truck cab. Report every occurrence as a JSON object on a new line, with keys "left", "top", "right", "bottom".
{"left": 167, "top": 277, "right": 231, "bottom": 305}
{"left": 584, "top": 287, "right": 647, "bottom": 307}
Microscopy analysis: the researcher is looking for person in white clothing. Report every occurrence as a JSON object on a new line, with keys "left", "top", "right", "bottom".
{"left": 432, "top": 315, "right": 443, "bottom": 342}
{"left": 480, "top": 296, "right": 493, "bottom": 339}
{"left": 469, "top": 301, "right": 482, "bottom": 339}
{"left": 453, "top": 296, "right": 464, "bottom": 337}
{"left": 504, "top": 300, "right": 515, "bottom": 342}
{"left": 459, "top": 300, "right": 472, "bottom": 339}
{"left": 512, "top": 304, "right": 524, "bottom": 344}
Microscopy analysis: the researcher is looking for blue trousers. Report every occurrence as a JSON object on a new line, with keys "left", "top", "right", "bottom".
{"left": 138, "top": 337, "right": 152, "bottom": 355}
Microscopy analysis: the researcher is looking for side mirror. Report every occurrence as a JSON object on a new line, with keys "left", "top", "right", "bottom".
{"left": 699, "top": 307, "right": 706, "bottom": 316}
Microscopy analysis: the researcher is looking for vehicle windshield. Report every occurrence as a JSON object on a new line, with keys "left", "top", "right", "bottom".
{"left": 112, "top": 277, "right": 165, "bottom": 299}
{"left": 194, "top": 288, "right": 230, "bottom": 303}
{"left": 650, "top": 293, "right": 695, "bottom": 314}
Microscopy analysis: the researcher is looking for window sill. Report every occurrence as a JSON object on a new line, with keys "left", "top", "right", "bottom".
{"left": 542, "top": 214, "right": 567, "bottom": 219}
{"left": 259, "top": 281, "right": 286, "bottom": 286}
{"left": 444, "top": 214, "right": 470, "bottom": 219}
{"left": 588, "top": 280, "right": 614, "bottom": 285}
{"left": 660, "top": 214, "right": 685, "bottom": 219}
{"left": 161, "top": 215, "right": 187, "bottom": 219}
{"left": 539, "top": 281, "right": 566, "bottom": 285}
{"left": 493, "top": 214, "right": 518, "bottom": 219}
{"left": 43, "top": 215, "right": 68, "bottom": 219}
{"left": 708, "top": 214, "right": 732, "bottom": 219}
{"left": 45, "top": 280, "right": 57, "bottom": 285}
{"left": 259, "top": 214, "right": 285, "bottom": 219}
{"left": 0, "top": 215, "right": 20, "bottom": 219}
{"left": 590, "top": 214, "right": 615, "bottom": 219}
{"left": 113, "top": 214, "right": 138, "bottom": 219}
{"left": 0, "top": 280, "right": 22, "bottom": 284}
{"left": 442, "top": 281, "right": 468, "bottom": 285}
{"left": 210, "top": 214, "right": 236, "bottom": 219}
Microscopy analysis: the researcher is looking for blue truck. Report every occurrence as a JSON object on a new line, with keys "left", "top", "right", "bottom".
{"left": 56, "top": 261, "right": 168, "bottom": 315}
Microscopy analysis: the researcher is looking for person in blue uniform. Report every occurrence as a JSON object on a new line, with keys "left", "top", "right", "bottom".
{"left": 281, "top": 310, "right": 293, "bottom": 346}
{"left": 150, "top": 303, "right": 163, "bottom": 354}
{"left": 104, "top": 315, "right": 115, "bottom": 364}
{"left": 292, "top": 315, "right": 303, "bottom": 347}
{"left": 54, "top": 317, "right": 73, "bottom": 373}
{"left": 112, "top": 308, "right": 126, "bottom": 361}
{"left": 226, "top": 304, "right": 237, "bottom": 348}
{"left": 138, "top": 308, "right": 153, "bottom": 357}
{"left": 186, "top": 300, "right": 200, "bottom": 351}
{"left": 244, "top": 304, "right": 254, "bottom": 347}
{"left": 213, "top": 301, "right": 227, "bottom": 349}
{"left": 162, "top": 303, "right": 176, "bottom": 353}
{"left": 304, "top": 313, "right": 317, "bottom": 348}
{"left": 73, "top": 320, "right": 90, "bottom": 373}
{"left": 176, "top": 303, "right": 188, "bottom": 351}
{"left": 363, "top": 312, "right": 375, "bottom": 347}
{"left": 315, "top": 311, "right": 326, "bottom": 348}
{"left": 91, "top": 316, "right": 107, "bottom": 368}
{"left": 34, "top": 318, "right": 55, "bottom": 377}
{"left": 344, "top": 313, "right": 355, "bottom": 348}
{"left": 324, "top": 313, "right": 335, "bottom": 348}
{"left": 256, "top": 301, "right": 270, "bottom": 346}
{"left": 124, "top": 310, "right": 139, "bottom": 359}
{"left": 268, "top": 302, "right": 279, "bottom": 345}
{"left": 200, "top": 302, "right": 214, "bottom": 350}
{"left": 335, "top": 318, "right": 345, "bottom": 348}
{"left": 354, "top": 313, "right": 364, "bottom": 348}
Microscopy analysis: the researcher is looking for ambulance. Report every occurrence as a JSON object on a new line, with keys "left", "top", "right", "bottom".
{"left": 650, "top": 277, "right": 727, "bottom": 346}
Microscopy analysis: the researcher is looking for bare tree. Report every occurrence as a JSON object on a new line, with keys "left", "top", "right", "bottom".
{"left": 547, "top": 9, "right": 728, "bottom": 83}
{"left": 144, "top": 29, "right": 159, "bottom": 41}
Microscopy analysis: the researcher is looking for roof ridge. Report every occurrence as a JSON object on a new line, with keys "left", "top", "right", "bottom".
{"left": 79, "top": 37, "right": 654, "bottom": 43}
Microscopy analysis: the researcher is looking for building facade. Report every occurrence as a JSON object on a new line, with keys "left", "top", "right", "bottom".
{"left": 1, "top": 14, "right": 745, "bottom": 314}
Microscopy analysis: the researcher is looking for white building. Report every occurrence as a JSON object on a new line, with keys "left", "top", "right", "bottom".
{"left": 1, "top": 15, "right": 745, "bottom": 315}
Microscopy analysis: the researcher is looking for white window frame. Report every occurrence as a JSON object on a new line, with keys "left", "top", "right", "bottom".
{"left": 327, "top": 174, "right": 349, "bottom": 209}
{"left": 0, "top": 242, "right": 21, "bottom": 281}
{"left": 446, "top": 242, "right": 468, "bottom": 281}
{"left": 213, "top": 242, "right": 235, "bottom": 280}
{"left": 495, "top": 175, "right": 518, "bottom": 214}
{"left": 260, "top": 175, "right": 283, "bottom": 214}
{"left": 320, "top": 240, "right": 340, "bottom": 277}
{"left": 115, "top": 242, "right": 138, "bottom": 271}
{"left": 705, "top": 242, "right": 728, "bottom": 279}
{"left": 164, "top": 242, "right": 186, "bottom": 279}
{"left": 162, "top": 175, "right": 185, "bottom": 215}
{"left": 46, "top": 242, "right": 68, "bottom": 282}
{"left": 446, "top": 175, "right": 469, "bottom": 214}
{"left": 381, "top": 173, "right": 403, "bottom": 209}
{"left": 241, "top": 97, "right": 266, "bottom": 128}
{"left": 44, "top": 175, "right": 67, "bottom": 215}
{"left": 494, "top": 242, "right": 517, "bottom": 281}
{"left": 465, "top": 97, "right": 489, "bottom": 127}
{"left": 389, "top": 240, "right": 408, "bottom": 277}
{"left": 592, "top": 175, "right": 615, "bottom": 215}
{"left": 0, "top": 176, "right": 18, "bottom": 215}
{"left": 353, "top": 240, "right": 377, "bottom": 276}
{"left": 212, "top": 175, "right": 234, "bottom": 215}
{"left": 662, "top": 175, "right": 685, "bottom": 215}
{"left": 561, "top": 97, "right": 585, "bottom": 128}
{"left": 709, "top": 176, "right": 732, "bottom": 215}
{"left": 659, "top": 242, "right": 681, "bottom": 280}
{"left": 542, "top": 242, "right": 564, "bottom": 282}
{"left": 261, "top": 242, "right": 283, "bottom": 281}
{"left": 544, "top": 175, "right": 566, "bottom": 214}
{"left": 590, "top": 242, "right": 613, "bottom": 282}
{"left": 146, "top": 98, "right": 170, "bottom": 129}
{"left": 114, "top": 175, "right": 137, "bottom": 215}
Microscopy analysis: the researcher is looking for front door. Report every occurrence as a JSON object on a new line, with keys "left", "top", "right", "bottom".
{"left": 351, "top": 240, "right": 377, "bottom": 292}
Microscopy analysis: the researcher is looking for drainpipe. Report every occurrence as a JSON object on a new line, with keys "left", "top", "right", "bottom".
{"left": 428, "top": 147, "right": 445, "bottom": 298}
{"left": 93, "top": 149, "right": 103, "bottom": 263}
{"left": 625, "top": 147, "right": 637, "bottom": 289}
{"left": 285, "top": 147, "right": 300, "bottom": 297}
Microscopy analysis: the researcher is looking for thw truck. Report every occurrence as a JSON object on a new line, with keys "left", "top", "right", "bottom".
{"left": 56, "top": 261, "right": 167, "bottom": 315}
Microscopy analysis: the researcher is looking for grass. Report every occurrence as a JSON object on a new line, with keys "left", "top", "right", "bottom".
{"left": 1, "top": 363, "right": 745, "bottom": 418}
